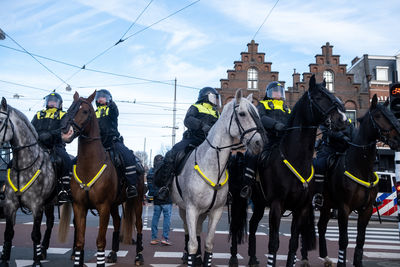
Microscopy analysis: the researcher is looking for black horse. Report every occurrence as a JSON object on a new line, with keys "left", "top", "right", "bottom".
{"left": 301, "top": 94, "right": 400, "bottom": 267}
{"left": 229, "top": 75, "right": 347, "bottom": 267}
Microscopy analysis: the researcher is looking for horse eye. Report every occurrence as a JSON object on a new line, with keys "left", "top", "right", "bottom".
{"left": 239, "top": 112, "right": 246, "bottom": 117}
{"left": 82, "top": 110, "right": 88, "bottom": 115}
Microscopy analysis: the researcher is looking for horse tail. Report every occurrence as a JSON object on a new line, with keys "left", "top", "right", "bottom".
{"left": 229, "top": 191, "right": 248, "bottom": 244}
{"left": 300, "top": 203, "right": 316, "bottom": 251}
{"left": 58, "top": 203, "right": 72, "bottom": 243}
{"left": 121, "top": 199, "right": 135, "bottom": 244}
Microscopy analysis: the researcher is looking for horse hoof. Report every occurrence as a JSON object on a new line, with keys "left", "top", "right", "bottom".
{"left": 31, "top": 261, "right": 42, "bottom": 267}
{"left": 40, "top": 248, "right": 47, "bottom": 260}
{"left": 229, "top": 255, "right": 238, "bottom": 267}
{"left": 323, "top": 257, "right": 333, "bottom": 267}
{"left": 70, "top": 249, "right": 75, "bottom": 261}
{"left": 135, "top": 253, "right": 144, "bottom": 266}
{"left": 106, "top": 251, "right": 117, "bottom": 263}
{"left": 300, "top": 259, "right": 311, "bottom": 267}
{"left": 248, "top": 256, "right": 259, "bottom": 267}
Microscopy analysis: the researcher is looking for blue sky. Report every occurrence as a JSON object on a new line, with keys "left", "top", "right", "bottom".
{"left": 1, "top": 0, "right": 399, "bottom": 163}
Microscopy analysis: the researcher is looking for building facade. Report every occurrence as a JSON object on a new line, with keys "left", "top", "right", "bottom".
{"left": 217, "top": 40, "right": 284, "bottom": 105}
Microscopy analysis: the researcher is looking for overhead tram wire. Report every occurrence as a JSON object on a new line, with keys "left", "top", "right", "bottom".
{"left": 58, "top": 0, "right": 199, "bottom": 88}
{"left": 3, "top": 32, "right": 68, "bottom": 87}
{"left": 252, "top": 0, "right": 280, "bottom": 41}
{"left": 0, "top": 45, "right": 201, "bottom": 91}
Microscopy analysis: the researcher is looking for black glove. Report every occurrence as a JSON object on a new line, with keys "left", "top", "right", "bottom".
{"left": 274, "top": 122, "right": 285, "bottom": 131}
{"left": 39, "top": 132, "right": 53, "bottom": 145}
{"left": 202, "top": 124, "right": 211, "bottom": 134}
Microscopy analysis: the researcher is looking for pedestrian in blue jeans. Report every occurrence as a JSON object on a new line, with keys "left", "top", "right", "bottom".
{"left": 149, "top": 155, "right": 172, "bottom": 245}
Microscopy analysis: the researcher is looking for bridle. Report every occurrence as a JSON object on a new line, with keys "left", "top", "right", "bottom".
{"left": 367, "top": 106, "right": 400, "bottom": 146}
{"left": 64, "top": 99, "right": 100, "bottom": 141}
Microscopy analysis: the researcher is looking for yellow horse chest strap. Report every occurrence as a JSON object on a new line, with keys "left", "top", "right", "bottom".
{"left": 283, "top": 159, "right": 314, "bottom": 187}
{"left": 344, "top": 171, "right": 379, "bottom": 188}
{"left": 73, "top": 164, "right": 107, "bottom": 191}
{"left": 7, "top": 168, "right": 41, "bottom": 194}
{"left": 194, "top": 164, "right": 228, "bottom": 190}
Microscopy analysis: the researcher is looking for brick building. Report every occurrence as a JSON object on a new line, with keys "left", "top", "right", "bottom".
{"left": 217, "top": 40, "right": 284, "bottom": 105}
{"left": 286, "top": 42, "right": 370, "bottom": 122}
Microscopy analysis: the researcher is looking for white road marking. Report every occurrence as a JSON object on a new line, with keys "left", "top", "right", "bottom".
{"left": 364, "top": 252, "right": 400, "bottom": 259}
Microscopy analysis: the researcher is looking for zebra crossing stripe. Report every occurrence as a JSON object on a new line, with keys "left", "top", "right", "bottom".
{"left": 364, "top": 252, "right": 400, "bottom": 259}
{"left": 347, "top": 244, "right": 400, "bottom": 250}
{"left": 154, "top": 252, "right": 243, "bottom": 259}
{"left": 263, "top": 254, "right": 289, "bottom": 261}
{"left": 94, "top": 250, "right": 128, "bottom": 257}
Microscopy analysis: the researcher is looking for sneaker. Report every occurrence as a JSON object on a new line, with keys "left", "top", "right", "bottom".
{"left": 150, "top": 240, "right": 159, "bottom": 245}
{"left": 126, "top": 185, "right": 138, "bottom": 198}
{"left": 161, "top": 239, "right": 171, "bottom": 246}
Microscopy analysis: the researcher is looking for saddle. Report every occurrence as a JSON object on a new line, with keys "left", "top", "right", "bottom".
{"left": 106, "top": 147, "right": 125, "bottom": 190}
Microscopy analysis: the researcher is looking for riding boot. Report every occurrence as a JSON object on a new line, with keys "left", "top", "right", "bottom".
{"left": 125, "top": 163, "right": 138, "bottom": 198}
{"left": 312, "top": 174, "right": 325, "bottom": 210}
{"left": 240, "top": 152, "right": 257, "bottom": 199}
{"left": 157, "top": 158, "right": 175, "bottom": 201}
{"left": 203, "top": 251, "right": 212, "bottom": 267}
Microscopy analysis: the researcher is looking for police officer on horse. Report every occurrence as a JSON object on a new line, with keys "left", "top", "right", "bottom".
{"left": 31, "top": 92, "right": 72, "bottom": 203}
{"left": 241, "top": 81, "right": 291, "bottom": 198}
{"left": 156, "top": 87, "right": 221, "bottom": 201}
{"left": 95, "top": 89, "right": 142, "bottom": 198}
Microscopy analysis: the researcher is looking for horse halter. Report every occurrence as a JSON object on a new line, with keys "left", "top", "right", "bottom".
{"left": 369, "top": 105, "right": 400, "bottom": 145}
{"left": 65, "top": 99, "right": 97, "bottom": 140}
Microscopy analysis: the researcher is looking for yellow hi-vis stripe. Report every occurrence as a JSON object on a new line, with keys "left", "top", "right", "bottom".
{"left": 194, "top": 164, "right": 228, "bottom": 189}
{"left": 73, "top": 164, "right": 107, "bottom": 190}
{"left": 344, "top": 171, "right": 379, "bottom": 188}
{"left": 7, "top": 168, "right": 41, "bottom": 193}
{"left": 283, "top": 159, "right": 314, "bottom": 184}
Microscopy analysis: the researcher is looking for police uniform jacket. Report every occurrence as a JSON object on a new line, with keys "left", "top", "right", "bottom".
{"left": 257, "top": 98, "right": 291, "bottom": 139}
{"left": 95, "top": 101, "right": 121, "bottom": 147}
{"left": 31, "top": 108, "right": 67, "bottom": 149}
{"left": 183, "top": 102, "right": 219, "bottom": 143}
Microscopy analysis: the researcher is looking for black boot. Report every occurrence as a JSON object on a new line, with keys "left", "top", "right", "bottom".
{"left": 126, "top": 185, "right": 138, "bottom": 198}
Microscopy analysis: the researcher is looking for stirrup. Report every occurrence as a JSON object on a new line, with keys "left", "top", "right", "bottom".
{"left": 126, "top": 185, "right": 138, "bottom": 198}
{"left": 58, "top": 190, "right": 70, "bottom": 203}
{"left": 157, "top": 186, "right": 169, "bottom": 200}
{"left": 312, "top": 193, "right": 324, "bottom": 210}
{"left": 240, "top": 185, "right": 252, "bottom": 199}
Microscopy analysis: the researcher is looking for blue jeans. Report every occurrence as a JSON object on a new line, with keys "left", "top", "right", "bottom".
{"left": 151, "top": 204, "right": 172, "bottom": 240}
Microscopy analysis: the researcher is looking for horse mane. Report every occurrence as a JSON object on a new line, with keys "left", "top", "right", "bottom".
{"left": 10, "top": 105, "right": 38, "bottom": 139}
{"left": 285, "top": 91, "right": 308, "bottom": 127}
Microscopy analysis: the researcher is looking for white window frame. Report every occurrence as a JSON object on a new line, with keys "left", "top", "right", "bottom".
{"left": 376, "top": 66, "right": 389, "bottom": 81}
{"left": 247, "top": 68, "right": 258, "bottom": 90}
{"left": 323, "top": 70, "right": 334, "bottom": 92}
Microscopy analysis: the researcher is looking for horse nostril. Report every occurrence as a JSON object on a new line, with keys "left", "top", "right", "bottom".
{"left": 255, "top": 140, "right": 261, "bottom": 147}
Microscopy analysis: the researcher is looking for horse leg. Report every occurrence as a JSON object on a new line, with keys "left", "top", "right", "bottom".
{"left": 317, "top": 202, "right": 333, "bottom": 267}
{"left": 248, "top": 202, "right": 265, "bottom": 267}
{"left": 186, "top": 206, "right": 200, "bottom": 267}
{"left": 41, "top": 204, "right": 55, "bottom": 260}
{"left": 96, "top": 204, "right": 111, "bottom": 267}
{"left": 195, "top": 213, "right": 206, "bottom": 266}
{"left": 267, "top": 200, "right": 283, "bottom": 267}
{"left": 70, "top": 217, "right": 77, "bottom": 261}
{"left": 0, "top": 206, "right": 17, "bottom": 264}
{"left": 337, "top": 206, "right": 351, "bottom": 267}
{"left": 179, "top": 208, "right": 189, "bottom": 264}
{"left": 353, "top": 206, "right": 373, "bottom": 267}
{"left": 73, "top": 204, "right": 88, "bottom": 267}
{"left": 229, "top": 232, "right": 239, "bottom": 267}
{"left": 134, "top": 198, "right": 144, "bottom": 266}
{"left": 31, "top": 209, "right": 44, "bottom": 267}
{"left": 203, "top": 207, "right": 224, "bottom": 267}
{"left": 106, "top": 205, "right": 120, "bottom": 263}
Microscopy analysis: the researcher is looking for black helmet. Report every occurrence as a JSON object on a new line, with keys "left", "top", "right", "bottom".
{"left": 265, "top": 81, "right": 285, "bottom": 100}
{"left": 95, "top": 89, "right": 112, "bottom": 106}
{"left": 197, "top": 87, "right": 221, "bottom": 107}
{"left": 44, "top": 92, "right": 63, "bottom": 109}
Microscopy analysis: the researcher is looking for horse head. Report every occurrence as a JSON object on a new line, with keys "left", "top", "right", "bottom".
{"left": 61, "top": 91, "right": 97, "bottom": 143}
{"left": 307, "top": 74, "right": 347, "bottom": 130}
{"left": 366, "top": 94, "right": 400, "bottom": 150}
{"left": 226, "top": 89, "right": 264, "bottom": 155}
{"left": 0, "top": 97, "right": 14, "bottom": 144}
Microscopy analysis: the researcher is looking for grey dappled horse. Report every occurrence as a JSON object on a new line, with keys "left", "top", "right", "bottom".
{"left": 171, "top": 90, "right": 264, "bottom": 267}
{"left": 0, "top": 98, "right": 70, "bottom": 267}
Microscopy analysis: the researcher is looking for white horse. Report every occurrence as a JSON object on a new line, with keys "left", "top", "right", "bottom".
{"left": 172, "top": 89, "right": 264, "bottom": 267}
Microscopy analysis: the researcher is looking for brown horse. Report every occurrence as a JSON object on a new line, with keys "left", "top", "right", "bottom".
{"left": 60, "top": 91, "right": 144, "bottom": 267}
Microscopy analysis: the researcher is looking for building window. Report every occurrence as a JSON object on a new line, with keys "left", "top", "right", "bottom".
{"left": 376, "top": 66, "right": 389, "bottom": 81}
{"left": 323, "top": 70, "right": 334, "bottom": 91}
{"left": 345, "top": 110, "right": 356, "bottom": 125}
{"left": 247, "top": 68, "right": 258, "bottom": 90}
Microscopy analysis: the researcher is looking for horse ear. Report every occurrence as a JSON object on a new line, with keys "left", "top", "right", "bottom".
{"left": 87, "top": 91, "right": 96, "bottom": 103}
{"left": 371, "top": 94, "right": 378, "bottom": 109}
{"left": 322, "top": 78, "right": 326, "bottom": 88}
{"left": 309, "top": 74, "right": 316, "bottom": 91}
{"left": 1, "top": 97, "right": 7, "bottom": 111}
{"left": 246, "top": 93, "right": 253, "bottom": 103}
{"left": 73, "top": 91, "right": 79, "bottom": 101}
{"left": 235, "top": 89, "right": 242, "bottom": 104}
{"left": 384, "top": 97, "right": 389, "bottom": 107}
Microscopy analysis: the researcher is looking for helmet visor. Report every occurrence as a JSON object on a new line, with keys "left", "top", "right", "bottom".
{"left": 207, "top": 93, "right": 221, "bottom": 108}
{"left": 45, "top": 94, "right": 62, "bottom": 109}
{"left": 95, "top": 90, "right": 112, "bottom": 104}
{"left": 267, "top": 84, "right": 285, "bottom": 100}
